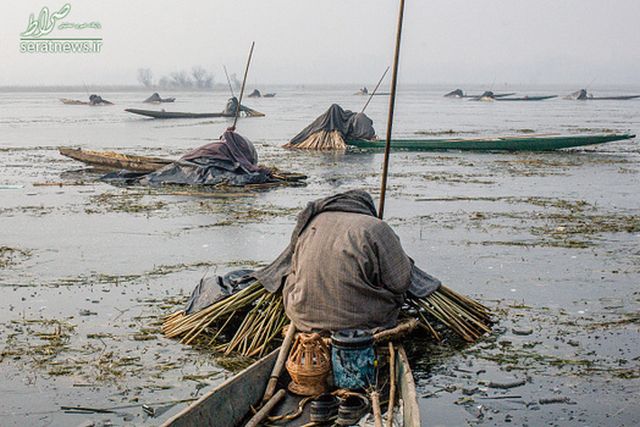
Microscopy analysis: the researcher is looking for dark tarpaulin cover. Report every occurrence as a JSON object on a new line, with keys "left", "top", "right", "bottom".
{"left": 287, "top": 104, "right": 376, "bottom": 147}
{"left": 102, "top": 131, "right": 272, "bottom": 186}
{"left": 144, "top": 93, "right": 162, "bottom": 103}
{"left": 184, "top": 269, "right": 256, "bottom": 315}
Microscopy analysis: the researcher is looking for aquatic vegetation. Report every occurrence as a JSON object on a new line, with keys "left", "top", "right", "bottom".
{"left": 0, "top": 246, "right": 31, "bottom": 268}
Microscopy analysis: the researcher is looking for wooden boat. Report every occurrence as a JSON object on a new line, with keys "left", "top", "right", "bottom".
{"left": 161, "top": 344, "right": 419, "bottom": 427}
{"left": 60, "top": 98, "right": 114, "bottom": 106}
{"left": 580, "top": 95, "right": 640, "bottom": 101}
{"left": 124, "top": 108, "right": 265, "bottom": 119}
{"left": 496, "top": 95, "right": 557, "bottom": 101}
{"left": 59, "top": 147, "right": 171, "bottom": 173}
{"left": 125, "top": 109, "right": 229, "bottom": 119}
{"left": 347, "top": 133, "right": 636, "bottom": 152}
{"left": 446, "top": 90, "right": 515, "bottom": 99}
{"left": 59, "top": 147, "right": 307, "bottom": 185}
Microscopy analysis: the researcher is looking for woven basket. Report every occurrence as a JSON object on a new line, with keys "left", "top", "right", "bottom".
{"left": 286, "top": 332, "right": 331, "bottom": 395}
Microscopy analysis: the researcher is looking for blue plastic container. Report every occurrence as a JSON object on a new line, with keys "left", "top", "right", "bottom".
{"left": 331, "top": 329, "right": 375, "bottom": 390}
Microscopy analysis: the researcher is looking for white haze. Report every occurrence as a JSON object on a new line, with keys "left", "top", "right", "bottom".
{"left": 1, "top": 0, "right": 639, "bottom": 87}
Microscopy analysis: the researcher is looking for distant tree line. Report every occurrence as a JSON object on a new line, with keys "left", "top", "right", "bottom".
{"left": 137, "top": 67, "right": 215, "bottom": 89}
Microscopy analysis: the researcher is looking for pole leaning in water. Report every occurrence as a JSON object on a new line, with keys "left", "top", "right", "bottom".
{"left": 378, "top": 0, "right": 406, "bottom": 220}
{"left": 232, "top": 41, "right": 255, "bottom": 129}
{"left": 361, "top": 66, "right": 390, "bottom": 114}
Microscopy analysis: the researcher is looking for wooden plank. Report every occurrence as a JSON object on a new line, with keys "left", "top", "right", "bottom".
{"left": 161, "top": 350, "right": 278, "bottom": 427}
{"left": 397, "top": 346, "right": 421, "bottom": 427}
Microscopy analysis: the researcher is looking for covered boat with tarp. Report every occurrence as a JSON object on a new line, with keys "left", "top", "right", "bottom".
{"left": 60, "top": 94, "right": 114, "bottom": 106}
{"left": 143, "top": 92, "right": 175, "bottom": 103}
{"left": 283, "top": 104, "right": 376, "bottom": 150}
{"left": 77, "top": 130, "right": 306, "bottom": 188}
{"left": 125, "top": 97, "right": 264, "bottom": 119}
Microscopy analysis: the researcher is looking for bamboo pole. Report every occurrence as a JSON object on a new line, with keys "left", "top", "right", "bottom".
{"left": 386, "top": 342, "right": 396, "bottom": 427}
{"left": 361, "top": 66, "right": 390, "bottom": 114}
{"left": 371, "top": 390, "right": 384, "bottom": 427}
{"left": 223, "top": 65, "right": 235, "bottom": 98}
{"left": 233, "top": 41, "right": 255, "bottom": 129}
{"left": 263, "top": 323, "right": 296, "bottom": 402}
{"left": 244, "top": 389, "right": 285, "bottom": 427}
{"left": 378, "top": 0, "right": 406, "bottom": 219}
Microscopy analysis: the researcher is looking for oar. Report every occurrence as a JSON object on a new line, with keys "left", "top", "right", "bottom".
{"left": 361, "top": 66, "right": 390, "bottom": 114}
{"left": 378, "top": 0, "right": 406, "bottom": 219}
{"left": 223, "top": 65, "right": 235, "bottom": 98}
{"left": 232, "top": 41, "right": 255, "bottom": 129}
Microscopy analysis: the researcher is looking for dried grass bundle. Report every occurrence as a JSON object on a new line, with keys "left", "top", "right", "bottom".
{"left": 162, "top": 282, "right": 492, "bottom": 357}
{"left": 283, "top": 130, "right": 347, "bottom": 150}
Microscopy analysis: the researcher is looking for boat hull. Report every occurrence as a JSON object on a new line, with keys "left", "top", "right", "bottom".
{"left": 125, "top": 108, "right": 228, "bottom": 119}
{"left": 161, "top": 345, "right": 420, "bottom": 427}
{"left": 496, "top": 95, "right": 558, "bottom": 101}
{"left": 59, "top": 147, "right": 171, "bottom": 172}
{"left": 347, "top": 133, "right": 635, "bottom": 152}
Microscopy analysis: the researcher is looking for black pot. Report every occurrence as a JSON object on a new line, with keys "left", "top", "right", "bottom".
{"left": 336, "top": 394, "right": 370, "bottom": 426}
{"left": 310, "top": 393, "right": 339, "bottom": 424}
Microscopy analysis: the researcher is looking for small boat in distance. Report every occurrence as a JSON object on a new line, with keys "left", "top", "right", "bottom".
{"left": 496, "top": 95, "right": 558, "bottom": 101}
{"left": 467, "top": 91, "right": 518, "bottom": 101}
{"left": 143, "top": 92, "right": 176, "bottom": 103}
{"left": 565, "top": 89, "right": 640, "bottom": 101}
{"left": 347, "top": 133, "right": 635, "bottom": 152}
{"left": 60, "top": 94, "right": 114, "bottom": 106}
{"left": 125, "top": 97, "right": 265, "bottom": 119}
{"left": 445, "top": 89, "right": 516, "bottom": 99}
{"left": 248, "top": 89, "right": 276, "bottom": 98}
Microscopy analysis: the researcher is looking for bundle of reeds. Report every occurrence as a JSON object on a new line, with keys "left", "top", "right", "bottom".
{"left": 162, "top": 282, "right": 492, "bottom": 358}
{"left": 283, "top": 130, "right": 347, "bottom": 150}
{"left": 163, "top": 283, "right": 287, "bottom": 358}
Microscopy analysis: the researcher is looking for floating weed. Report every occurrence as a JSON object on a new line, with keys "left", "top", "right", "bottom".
{"left": 0, "top": 246, "right": 31, "bottom": 268}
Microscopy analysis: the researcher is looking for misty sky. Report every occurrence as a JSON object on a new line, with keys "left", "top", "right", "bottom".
{"left": 1, "top": 0, "right": 639, "bottom": 86}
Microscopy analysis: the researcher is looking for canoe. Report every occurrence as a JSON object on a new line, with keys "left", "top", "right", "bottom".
{"left": 579, "top": 95, "right": 640, "bottom": 101}
{"left": 161, "top": 344, "right": 419, "bottom": 427}
{"left": 125, "top": 108, "right": 265, "bottom": 119}
{"left": 60, "top": 98, "right": 114, "bottom": 106}
{"left": 59, "top": 147, "right": 171, "bottom": 173}
{"left": 125, "top": 109, "right": 229, "bottom": 119}
{"left": 59, "top": 147, "right": 307, "bottom": 185}
{"left": 467, "top": 92, "right": 516, "bottom": 100}
{"left": 496, "top": 95, "right": 558, "bottom": 101}
{"left": 347, "top": 133, "right": 636, "bottom": 152}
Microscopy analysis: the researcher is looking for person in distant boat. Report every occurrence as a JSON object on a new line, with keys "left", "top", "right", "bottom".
{"left": 253, "top": 190, "right": 440, "bottom": 332}
{"left": 361, "top": 87, "right": 368, "bottom": 95}
{"left": 89, "top": 94, "right": 109, "bottom": 105}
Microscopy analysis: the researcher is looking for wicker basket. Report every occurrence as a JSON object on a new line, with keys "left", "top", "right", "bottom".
{"left": 285, "top": 332, "right": 331, "bottom": 395}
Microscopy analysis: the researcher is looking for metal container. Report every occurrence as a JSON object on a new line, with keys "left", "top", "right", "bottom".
{"left": 331, "top": 329, "right": 375, "bottom": 390}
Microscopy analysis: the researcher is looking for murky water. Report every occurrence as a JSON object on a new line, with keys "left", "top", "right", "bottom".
{"left": 1, "top": 85, "right": 639, "bottom": 426}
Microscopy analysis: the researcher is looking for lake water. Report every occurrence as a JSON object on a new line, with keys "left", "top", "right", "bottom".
{"left": 1, "top": 85, "right": 639, "bottom": 426}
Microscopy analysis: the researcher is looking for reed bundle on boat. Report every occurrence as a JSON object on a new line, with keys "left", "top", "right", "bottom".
{"left": 283, "top": 130, "right": 348, "bottom": 150}
{"left": 162, "top": 281, "right": 492, "bottom": 358}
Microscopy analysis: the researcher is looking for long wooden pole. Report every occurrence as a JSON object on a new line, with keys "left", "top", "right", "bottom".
{"left": 262, "top": 323, "right": 296, "bottom": 402}
{"left": 232, "top": 41, "right": 255, "bottom": 129}
{"left": 378, "top": 0, "right": 406, "bottom": 219}
{"left": 361, "top": 66, "right": 390, "bottom": 114}
{"left": 223, "top": 65, "right": 235, "bottom": 98}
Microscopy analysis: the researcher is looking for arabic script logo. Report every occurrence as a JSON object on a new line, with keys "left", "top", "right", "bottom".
{"left": 19, "top": 3, "right": 103, "bottom": 54}
{"left": 21, "top": 3, "right": 71, "bottom": 38}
